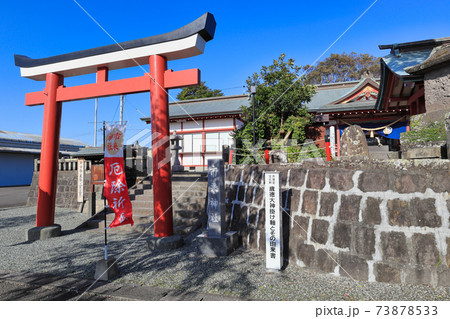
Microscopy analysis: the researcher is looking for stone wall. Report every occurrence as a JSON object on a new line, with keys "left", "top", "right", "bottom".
{"left": 225, "top": 160, "right": 450, "bottom": 287}
{"left": 424, "top": 64, "right": 450, "bottom": 115}
{"left": 27, "top": 171, "right": 91, "bottom": 210}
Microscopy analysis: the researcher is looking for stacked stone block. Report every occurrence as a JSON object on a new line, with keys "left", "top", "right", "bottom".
{"left": 225, "top": 161, "right": 450, "bottom": 287}
{"left": 27, "top": 171, "right": 91, "bottom": 209}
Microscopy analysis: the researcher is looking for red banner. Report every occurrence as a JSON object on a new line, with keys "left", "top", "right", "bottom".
{"left": 103, "top": 124, "right": 134, "bottom": 228}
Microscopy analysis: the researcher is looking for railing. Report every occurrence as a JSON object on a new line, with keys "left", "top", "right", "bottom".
{"left": 34, "top": 158, "right": 91, "bottom": 172}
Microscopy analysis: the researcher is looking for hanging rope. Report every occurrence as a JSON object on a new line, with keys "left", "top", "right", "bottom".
{"left": 340, "top": 116, "right": 407, "bottom": 137}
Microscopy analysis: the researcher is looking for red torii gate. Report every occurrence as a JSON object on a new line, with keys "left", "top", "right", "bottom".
{"left": 15, "top": 12, "right": 216, "bottom": 239}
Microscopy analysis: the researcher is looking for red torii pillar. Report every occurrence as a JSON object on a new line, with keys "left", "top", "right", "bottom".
{"left": 149, "top": 55, "right": 173, "bottom": 237}
{"left": 36, "top": 73, "right": 64, "bottom": 227}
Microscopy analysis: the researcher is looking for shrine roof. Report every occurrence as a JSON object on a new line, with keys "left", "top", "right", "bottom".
{"left": 70, "top": 147, "right": 104, "bottom": 158}
{"left": 141, "top": 95, "right": 249, "bottom": 122}
{"left": 307, "top": 78, "right": 379, "bottom": 113}
{"left": 379, "top": 36, "right": 450, "bottom": 77}
{"left": 308, "top": 100, "right": 376, "bottom": 113}
{"left": 306, "top": 86, "right": 352, "bottom": 109}
{"left": 0, "top": 130, "right": 87, "bottom": 147}
{"left": 404, "top": 43, "right": 450, "bottom": 74}
{"left": 381, "top": 49, "right": 432, "bottom": 76}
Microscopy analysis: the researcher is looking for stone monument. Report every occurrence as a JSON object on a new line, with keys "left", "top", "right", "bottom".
{"left": 197, "top": 159, "right": 239, "bottom": 256}
{"left": 340, "top": 125, "right": 369, "bottom": 159}
{"left": 269, "top": 149, "right": 288, "bottom": 163}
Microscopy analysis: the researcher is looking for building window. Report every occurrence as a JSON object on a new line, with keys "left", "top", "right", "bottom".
{"left": 205, "top": 132, "right": 219, "bottom": 152}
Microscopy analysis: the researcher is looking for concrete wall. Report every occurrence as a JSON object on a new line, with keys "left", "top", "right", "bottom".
{"left": 424, "top": 64, "right": 450, "bottom": 115}
{"left": 27, "top": 171, "right": 91, "bottom": 210}
{"left": 225, "top": 160, "right": 450, "bottom": 287}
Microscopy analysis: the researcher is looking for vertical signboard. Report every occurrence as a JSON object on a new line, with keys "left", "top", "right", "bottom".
{"left": 265, "top": 171, "right": 283, "bottom": 270}
{"left": 77, "top": 159, "right": 85, "bottom": 203}
{"left": 330, "top": 125, "right": 336, "bottom": 158}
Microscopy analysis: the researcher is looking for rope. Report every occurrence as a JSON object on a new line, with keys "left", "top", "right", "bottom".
{"left": 233, "top": 147, "right": 326, "bottom": 157}
{"left": 341, "top": 116, "right": 406, "bottom": 132}
{"left": 231, "top": 138, "right": 325, "bottom": 151}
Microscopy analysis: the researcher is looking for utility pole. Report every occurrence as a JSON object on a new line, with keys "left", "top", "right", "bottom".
{"left": 120, "top": 95, "right": 124, "bottom": 125}
{"left": 94, "top": 98, "right": 98, "bottom": 147}
{"left": 251, "top": 86, "right": 256, "bottom": 163}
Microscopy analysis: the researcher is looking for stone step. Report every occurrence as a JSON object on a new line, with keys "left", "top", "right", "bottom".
{"left": 131, "top": 192, "right": 206, "bottom": 201}
{"left": 172, "top": 176, "right": 208, "bottom": 183}
{"left": 173, "top": 195, "right": 206, "bottom": 202}
{"left": 132, "top": 207, "right": 154, "bottom": 215}
{"left": 173, "top": 223, "right": 202, "bottom": 237}
{"left": 368, "top": 145, "right": 389, "bottom": 152}
{"left": 134, "top": 183, "right": 152, "bottom": 190}
{"left": 133, "top": 223, "right": 155, "bottom": 234}
{"left": 130, "top": 194, "right": 153, "bottom": 201}
{"left": 131, "top": 188, "right": 148, "bottom": 196}
{"left": 133, "top": 215, "right": 154, "bottom": 224}
{"left": 174, "top": 217, "right": 202, "bottom": 227}
{"left": 172, "top": 202, "right": 205, "bottom": 211}
{"left": 132, "top": 201, "right": 154, "bottom": 208}
{"left": 173, "top": 209, "right": 204, "bottom": 219}
{"left": 172, "top": 190, "right": 206, "bottom": 197}
{"left": 131, "top": 196, "right": 205, "bottom": 207}
{"left": 172, "top": 184, "right": 208, "bottom": 190}
{"left": 131, "top": 188, "right": 206, "bottom": 197}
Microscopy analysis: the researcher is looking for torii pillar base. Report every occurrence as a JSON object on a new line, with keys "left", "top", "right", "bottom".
{"left": 27, "top": 224, "right": 61, "bottom": 241}
{"left": 147, "top": 234, "right": 184, "bottom": 251}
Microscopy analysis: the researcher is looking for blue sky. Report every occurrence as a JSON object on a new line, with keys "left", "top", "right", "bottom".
{"left": 1, "top": 0, "right": 450, "bottom": 146}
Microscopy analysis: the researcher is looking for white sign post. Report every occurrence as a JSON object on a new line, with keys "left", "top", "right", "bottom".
{"left": 265, "top": 171, "right": 283, "bottom": 271}
{"left": 77, "top": 159, "right": 85, "bottom": 203}
{"left": 330, "top": 125, "right": 336, "bottom": 158}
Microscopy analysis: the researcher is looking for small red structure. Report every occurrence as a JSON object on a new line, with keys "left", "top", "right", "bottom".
{"left": 15, "top": 13, "right": 216, "bottom": 237}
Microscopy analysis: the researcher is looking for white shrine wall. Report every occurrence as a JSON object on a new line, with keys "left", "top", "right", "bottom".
{"left": 170, "top": 117, "right": 238, "bottom": 170}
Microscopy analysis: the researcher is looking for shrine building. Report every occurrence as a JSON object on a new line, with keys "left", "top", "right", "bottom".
{"left": 141, "top": 94, "right": 246, "bottom": 170}
{"left": 308, "top": 36, "right": 450, "bottom": 159}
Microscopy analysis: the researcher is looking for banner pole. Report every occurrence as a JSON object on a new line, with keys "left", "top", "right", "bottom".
{"left": 103, "top": 121, "right": 108, "bottom": 261}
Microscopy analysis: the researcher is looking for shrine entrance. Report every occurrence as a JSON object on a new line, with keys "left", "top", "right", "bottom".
{"left": 15, "top": 12, "right": 216, "bottom": 239}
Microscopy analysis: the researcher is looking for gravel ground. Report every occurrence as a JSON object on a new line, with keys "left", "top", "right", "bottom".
{"left": 1, "top": 206, "right": 449, "bottom": 301}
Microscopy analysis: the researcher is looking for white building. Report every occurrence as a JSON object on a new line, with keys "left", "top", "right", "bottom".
{"left": 142, "top": 95, "right": 247, "bottom": 170}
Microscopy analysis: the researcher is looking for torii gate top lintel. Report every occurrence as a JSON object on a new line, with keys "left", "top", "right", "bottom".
{"left": 15, "top": 12, "right": 216, "bottom": 81}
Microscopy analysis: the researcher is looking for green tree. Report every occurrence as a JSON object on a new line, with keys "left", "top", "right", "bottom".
{"left": 303, "top": 52, "right": 380, "bottom": 84}
{"left": 176, "top": 81, "right": 223, "bottom": 100}
{"left": 233, "top": 54, "right": 316, "bottom": 163}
